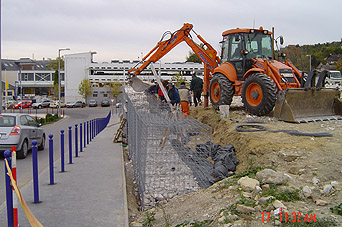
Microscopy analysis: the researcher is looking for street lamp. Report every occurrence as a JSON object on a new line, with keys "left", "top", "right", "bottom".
{"left": 58, "top": 48, "right": 70, "bottom": 118}
{"left": 306, "top": 55, "right": 312, "bottom": 71}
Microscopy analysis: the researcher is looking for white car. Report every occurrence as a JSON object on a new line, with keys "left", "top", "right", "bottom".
{"left": 0, "top": 113, "right": 45, "bottom": 159}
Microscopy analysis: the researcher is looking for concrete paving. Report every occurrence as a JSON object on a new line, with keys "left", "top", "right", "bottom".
{"left": 0, "top": 114, "right": 129, "bottom": 227}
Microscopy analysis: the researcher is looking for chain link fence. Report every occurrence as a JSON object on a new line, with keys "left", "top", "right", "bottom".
{"left": 122, "top": 86, "right": 213, "bottom": 209}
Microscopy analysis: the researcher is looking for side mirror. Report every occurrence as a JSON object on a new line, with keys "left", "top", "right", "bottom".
{"left": 235, "top": 34, "right": 240, "bottom": 42}
{"left": 280, "top": 36, "right": 284, "bottom": 45}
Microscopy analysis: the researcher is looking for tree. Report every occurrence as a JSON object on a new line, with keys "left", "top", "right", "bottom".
{"left": 171, "top": 73, "right": 186, "bottom": 87}
{"left": 186, "top": 51, "right": 202, "bottom": 63}
{"left": 46, "top": 58, "right": 65, "bottom": 70}
{"left": 78, "top": 79, "right": 92, "bottom": 103}
{"left": 109, "top": 82, "right": 122, "bottom": 101}
{"left": 53, "top": 70, "right": 58, "bottom": 99}
{"left": 186, "top": 43, "right": 206, "bottom": 63}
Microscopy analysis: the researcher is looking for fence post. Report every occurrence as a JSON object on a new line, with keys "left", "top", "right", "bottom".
{"left": 11, "top": 146, "right": 18, "bottom": 227}
{"left": 4, "top": 150, "right": 13, "bottom": 227}
{"left": 90, "top": 120, "right": 92, "bottom": 142}
{"left": 87, "top": 121, "right": 89, "bottom": 145}
{"left": 49, "top": 134, "right": 55, "bottom": 185}
{"left": 68, "top": 126, "right": 72, "bottom": 164}
{"left": 83, "top": 122, "right": 86, "bottom": 148}
{"left": 80, "top": 123, "right": 83, "bottom": 152}
{"left": 75, "top": 124, "right": 78, "bottom": 157}
{"left": 32, "top": 140, "right": 40, "bottom": 203}
{"left": 60, "top": 130, "right": 65, "bottom": 172}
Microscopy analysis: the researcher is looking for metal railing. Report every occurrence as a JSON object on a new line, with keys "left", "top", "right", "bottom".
{"left": 122, "top": 87, "right": 212, "bottom": 209}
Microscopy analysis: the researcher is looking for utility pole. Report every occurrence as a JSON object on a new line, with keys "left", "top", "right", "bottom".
{"left": 58, "top": 48, "right": 70, "bottom": 118}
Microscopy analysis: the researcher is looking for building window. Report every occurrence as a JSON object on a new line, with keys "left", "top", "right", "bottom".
{"left": 35, "top": 73, "right": 51, "bottom": 81}
{"left": 103, "top": 93, "right": 108, "bottom": 97}
{"left": 21, "top": 73, "right": 34, "bottom": 81}
{"left": 93, "top": 93, "right": 98, "bottom": 97}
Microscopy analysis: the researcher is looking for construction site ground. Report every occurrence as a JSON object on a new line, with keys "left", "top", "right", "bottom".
{"left": 127, "top": 97, "right": 342, "bottom": 226}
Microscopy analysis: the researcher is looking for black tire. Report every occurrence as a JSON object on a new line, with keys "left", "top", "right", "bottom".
{"left": 241, "top": 73, "right": 276, "bottom": 116}
{"left": 17, "top": 139, "right": 28, "bottom": 159}
{"left": 38, "top": 134, "right": 45, "bottom": 150}
{"left": 209, "top": 73, "right": 235, "bottom": 106}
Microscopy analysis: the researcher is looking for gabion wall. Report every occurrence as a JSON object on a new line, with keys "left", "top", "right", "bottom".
{"left": 122, "top": 86, "right": 212, "bottom": 209}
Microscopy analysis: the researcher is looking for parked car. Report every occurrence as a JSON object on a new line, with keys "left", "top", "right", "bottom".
{"left": 2, "top": 100, "right": 16, "bottom": 110}
{"left": 13, "top": 100, "right": 32, "bottom": 109}
{"left": 66, "top": 101, "right": 86, "bottom": 108}
{"left": 0, "top": 113, "right": 45, "bottom": 159}
{"left": 115, "top": 103, "right": 122, "bottom": 108}
{"left": 32, "top": 99, "right": 51, "bottom": 109}
{"left": 89, "top": 99, "right": 97, "bottom": 107}
{"left": 50, "top": 100, "right": 66, "bottom": 108}
{"left": 101, "top": 99, "right": 110, "bottom": 107}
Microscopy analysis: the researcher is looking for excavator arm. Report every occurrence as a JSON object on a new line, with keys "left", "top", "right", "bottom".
{"left": 128, "top": 23, "right": 220, "bottom": 106}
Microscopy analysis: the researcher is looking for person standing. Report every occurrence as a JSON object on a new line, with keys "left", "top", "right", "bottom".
{"left": 190, "top": 72, "right": 203, "bottom": 107}
{"left": 166, "top": 82, "right": 180, "bottom": 106}
{"left": 178, "top": 81, "right": 191, "bottom": 116}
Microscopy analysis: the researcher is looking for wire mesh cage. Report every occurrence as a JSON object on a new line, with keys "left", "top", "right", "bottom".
{"left": 122, "top": 86, "right": 212, "bottom": 209}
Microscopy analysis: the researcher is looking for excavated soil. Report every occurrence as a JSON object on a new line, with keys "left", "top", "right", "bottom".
{"left": 129, "top": 98, "right": 342, "bottom": 226}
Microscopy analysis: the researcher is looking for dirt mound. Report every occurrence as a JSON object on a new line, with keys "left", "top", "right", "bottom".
{"left": 131, "top": 105, "right": 342, "bottom": 226}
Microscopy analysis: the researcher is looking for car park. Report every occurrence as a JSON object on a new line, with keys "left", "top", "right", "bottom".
{"left": 50, "top": 100, "right": 66, "bottom": 108}
{"left": 0, "top": 113, "right": 45, "bottom": 159}
{"left": 101, "top": 100, "right": 110, "bottom": 107}
{"left": 66, "top": 101, "right": 86, "bottom": 108}
{"left": 32, "top": 99, "right": 51, "bottom": 109}
{"left": 13, "top": 100, "right": 32, "bottom": 109}
{"left": 89, "top": 99, "right": 97, "bottom": 107}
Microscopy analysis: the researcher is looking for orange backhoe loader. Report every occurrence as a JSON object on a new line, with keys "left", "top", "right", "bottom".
{"left": 128, "top": 23, "right": 342, "bottom": 123}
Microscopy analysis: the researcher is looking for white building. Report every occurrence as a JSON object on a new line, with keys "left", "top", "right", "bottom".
{"left": 64, "top": 52, "right": 204, "bottom": 103}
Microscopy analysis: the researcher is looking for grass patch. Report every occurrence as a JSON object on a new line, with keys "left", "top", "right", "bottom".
{"left": 142, "top": 211, "right": 155, "bottom": 227}
{"left": 261, "top": 184, "right": 302, "bottom": 202}
{"left": 175, "top": 219, "right": 213, "bottom": 227}
{"left": 330, "top": 203, "right": 342, "bottom": 215}
{"left": 36, "top": 113, "right": 61, "bottom": 125}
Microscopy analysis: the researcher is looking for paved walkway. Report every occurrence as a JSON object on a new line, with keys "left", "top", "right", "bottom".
{"left": 0, "top": 114, "right": 128, "bottom": 227}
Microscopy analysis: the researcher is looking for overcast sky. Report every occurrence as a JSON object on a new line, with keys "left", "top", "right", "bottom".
{"left": 2, "top": 0, "right": 342, "bottom": 63}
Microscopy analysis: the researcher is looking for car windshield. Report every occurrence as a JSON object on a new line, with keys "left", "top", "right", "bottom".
{"left": 0, "top": 115, "right": 16, "bottom": 127}
{"left": 331, "top": 71, "right": 342, "bottom": 79}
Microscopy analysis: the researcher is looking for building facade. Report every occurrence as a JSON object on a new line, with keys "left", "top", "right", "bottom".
{"left": 1, "top": 52, "right": 204, "bottom": 104}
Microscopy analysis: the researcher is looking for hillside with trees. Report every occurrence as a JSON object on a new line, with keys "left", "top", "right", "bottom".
{"left": 186, "top": 41, "right": 342, "bottom": 72}
{"left": 280, "top": 41, "right": 342, "bottom": 72}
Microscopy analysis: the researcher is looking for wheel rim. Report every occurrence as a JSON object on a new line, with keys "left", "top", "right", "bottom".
{"left": 246, "top": 83, "right": 263, "bottom": 106}
{"left": 210, "top": 81, "right": 221, "bottom": 103}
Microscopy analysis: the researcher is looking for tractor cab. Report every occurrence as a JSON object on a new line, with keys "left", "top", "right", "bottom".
{"left": 220, "top": 27, "right": 273, "bottom": 80}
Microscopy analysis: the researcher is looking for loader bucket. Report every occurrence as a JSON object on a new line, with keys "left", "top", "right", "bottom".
{"left": 130, "top": 76, "right": 151, "bottom": 92}
{"left": 274, "top": 88, "right": 342, "bottom": 123}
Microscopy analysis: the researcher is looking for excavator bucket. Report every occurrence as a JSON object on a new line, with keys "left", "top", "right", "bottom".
{"left": 129, "top": 76, "right": 151, "bottom": 92}
{"left": 274, "top": 88, "right": 342, "bottom": 123}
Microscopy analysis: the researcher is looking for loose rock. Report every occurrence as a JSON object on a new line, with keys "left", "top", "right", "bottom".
{"left": 256, "top": 169, "right": 290, "bottom": 185}
{"left": 238, "top": 177, "right": 260, "bottom": 192}
{"left": 315, "top": 199, "right": 329, "bottom": 206}
{"left": 236, "top": 204, "right": 256, "bottom": 213}
{"left": 302, "top": 186, "right": 312, "bottom": 198}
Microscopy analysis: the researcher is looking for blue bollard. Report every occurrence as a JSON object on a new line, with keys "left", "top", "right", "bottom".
{"left": 32, "top": 140, "right": 40, "bottom": 203}
{"left": 75, "top": 124, "right": 78, "bottom": 157}
{"left": 83, "top": 122, "right": 86, "bottom": 148}
{"left": 87, "top": 121, "right": 89, "bottom": 145}
{"left": 80, "top": 123, "right": 83, "bottom": 152}
{"left": 90, "top": 120, "right": 92, "bottom": 142}
{"left": 60, "top": 130, "right": 65, "bottom": 172}
{"left": 4, "top": 150, "right": 13, "bottom": 227}
{"left": 49, "top": 134, "right": 55, "bottom": 185}
{"left": 68, "top": 126, "right": 72, "bottom": 164}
